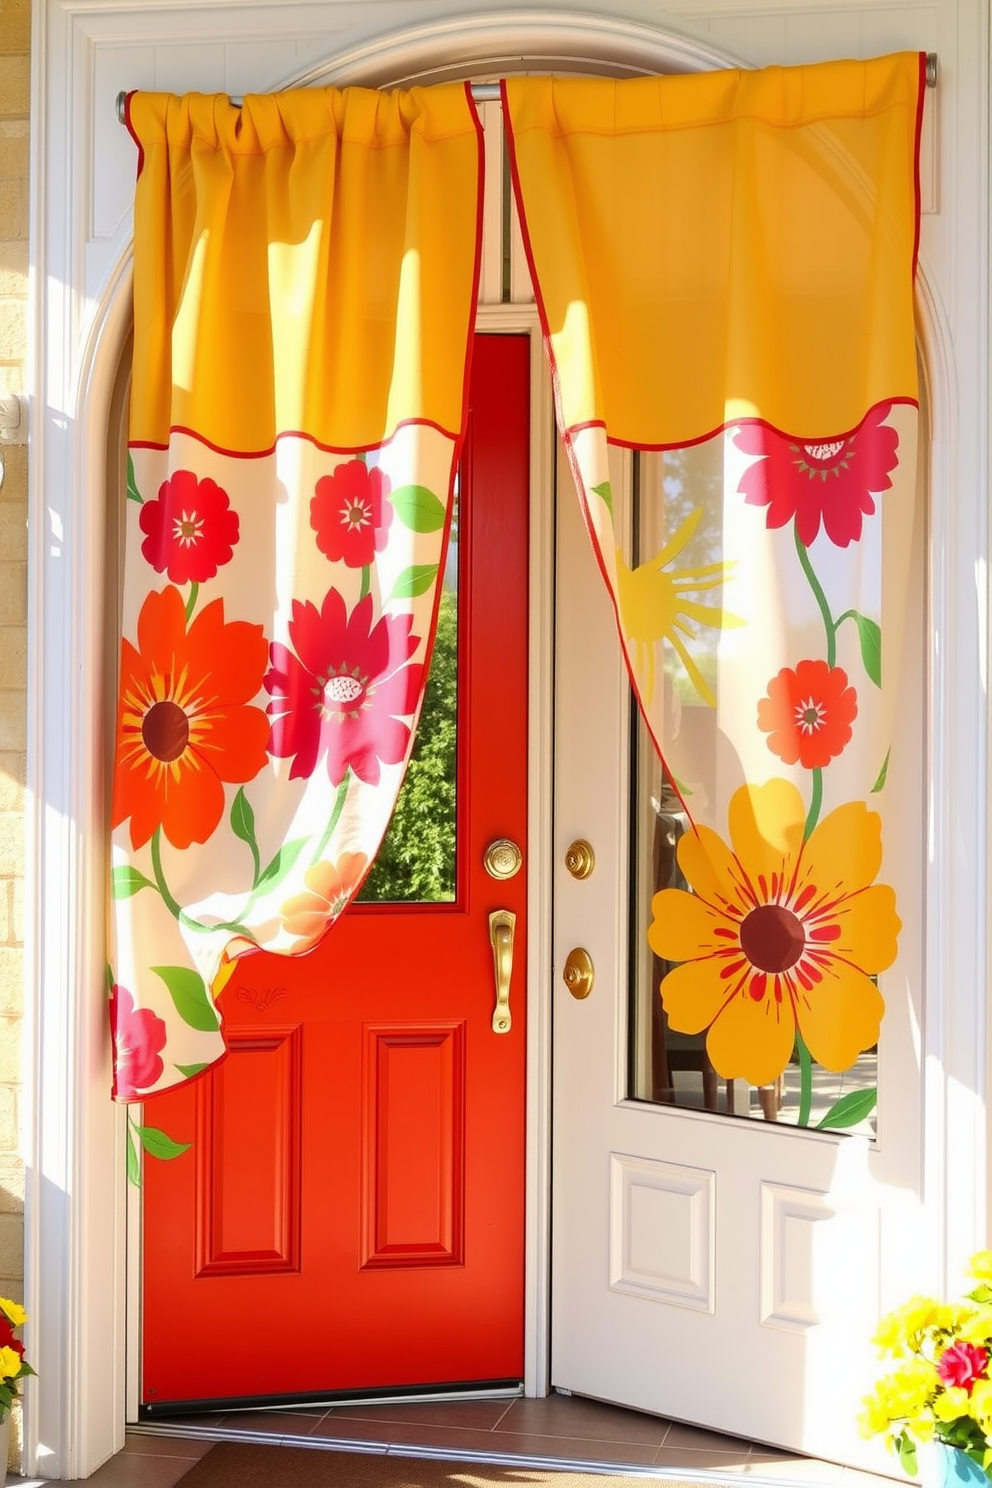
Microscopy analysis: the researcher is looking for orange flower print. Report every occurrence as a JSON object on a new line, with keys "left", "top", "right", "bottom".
{"left": 648, "top": 779, "right": 899, "bottom": 1087}
{"left": 279, "top": 853, "right": 369, "bottom": 952}
{"left": 112, "top": 586, "right": 270, "bottom": 850}
{"left": 759, "top": 660, "right": 858, "bottom": 769}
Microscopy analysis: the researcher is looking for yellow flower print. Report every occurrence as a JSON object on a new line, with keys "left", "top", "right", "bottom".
{"left": 615, "top": 507, "right": 741, "bottom": 708}
{"left": 647, "top": 778, "right": 900, "bottom": 1087}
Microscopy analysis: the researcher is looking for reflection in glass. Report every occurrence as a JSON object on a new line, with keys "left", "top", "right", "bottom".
{"left": 627, "top": 450, "right": 878, "bottom": 1135}
{"left": 358, "top": 485, "right": 459, "bottom": 904}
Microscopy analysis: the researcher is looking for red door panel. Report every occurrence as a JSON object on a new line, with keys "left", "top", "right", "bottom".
{"left": 142, "top": 334, "right": 530, "bottom": 1409}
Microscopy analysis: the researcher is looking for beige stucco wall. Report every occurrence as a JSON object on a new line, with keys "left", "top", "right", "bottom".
{"left": 0, "top": 0, "right": 30, "bottom": 1457}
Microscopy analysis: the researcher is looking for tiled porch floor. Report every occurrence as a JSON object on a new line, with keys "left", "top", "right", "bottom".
{"left": 10, "top": 1393, "right": 905, "bottom": 1486}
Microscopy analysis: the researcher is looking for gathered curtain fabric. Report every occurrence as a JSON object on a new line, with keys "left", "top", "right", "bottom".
{"left": 109, "top": 85, "right": 483, "bottom": 1099}
{"left": 503, "top": 56, "right": 924, "bottom": 1103}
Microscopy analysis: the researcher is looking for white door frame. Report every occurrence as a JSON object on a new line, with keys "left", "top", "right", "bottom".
{"left": 26, "top": 2, "right": 985, "bottom": 1479}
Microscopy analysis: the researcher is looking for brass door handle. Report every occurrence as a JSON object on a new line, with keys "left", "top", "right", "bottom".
{"left": 489, "top": 909, "right": 516, "bottom": 1034}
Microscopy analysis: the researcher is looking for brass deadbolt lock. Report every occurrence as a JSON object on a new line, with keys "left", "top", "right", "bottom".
{"left": 563, "top": 947, "right": 594, "bottom": 1000}
{"left": 564, "top": 839, "right": 595, "bottom": 880}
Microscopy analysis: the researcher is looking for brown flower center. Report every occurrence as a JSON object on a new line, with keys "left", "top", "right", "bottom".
{"left": 173, "top": 509, "right": 203, "bottom": 546}
{"left": 142, "top": 699, "right": 190, "bottom": 763}
{"left": 344, "top": 500, "right": 370, "bottom": 531}
{"left": 739, "top": 903, "right": 806, "bottom": 974}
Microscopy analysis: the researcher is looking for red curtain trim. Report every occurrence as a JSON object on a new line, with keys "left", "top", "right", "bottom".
{"left": 128, "top": 414, "right": 470, "bottom": 461}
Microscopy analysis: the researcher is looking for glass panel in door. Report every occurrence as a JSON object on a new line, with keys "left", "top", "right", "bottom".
{"left": 625, "top": 446, "right": 879, "bottom": 1133}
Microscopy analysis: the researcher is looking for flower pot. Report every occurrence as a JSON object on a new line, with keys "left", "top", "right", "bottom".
{"left": 0, "top": 1408, "right": 10, "bottom": 1487}
{"left": 923, "top": 1442, "right": 990, "bottom": 1488}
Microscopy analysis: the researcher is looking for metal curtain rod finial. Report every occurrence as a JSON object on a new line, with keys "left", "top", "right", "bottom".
{"left": 115, "top": 54, "right": 939, "bottom": 123}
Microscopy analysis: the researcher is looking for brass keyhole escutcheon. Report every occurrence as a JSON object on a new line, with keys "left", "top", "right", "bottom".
{"left": 564, "top": 839, "right": 595, "bottom": 880}
{"left": 484, "top": 838, "right": 523, "bottom": 880}
{"left": 563, "top": 947, "right": 594, "bottom": 1000}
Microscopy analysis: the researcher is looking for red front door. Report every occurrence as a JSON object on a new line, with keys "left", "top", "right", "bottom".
{"left": 141, "top": 334, "right": 530, "bottom": 1409}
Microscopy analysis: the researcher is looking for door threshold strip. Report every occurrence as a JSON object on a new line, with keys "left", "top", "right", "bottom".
{"left": 127, "top": 1423, "right": 841, "bottom": 1488}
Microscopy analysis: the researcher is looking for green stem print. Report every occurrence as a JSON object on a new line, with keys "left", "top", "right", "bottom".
{"left": 143, "top": 798, "right": 312, "bottom": 940}
{"left": 795, "top": 1032, "right": 814, "bottom": 1129}
{"left": 791, "top": 521, "right": 881, "bottom": 1130}
{"left": 793, "top": 526, "right": 837, "bottom": 670}
{"left": 804, "top": 767, "right": 823, "bottom": 844}
{"left": 149, "top": 829, "right": 198, "bottom": 929}
{"left": 310, "top": 772, "right": 351, "bottom": 866}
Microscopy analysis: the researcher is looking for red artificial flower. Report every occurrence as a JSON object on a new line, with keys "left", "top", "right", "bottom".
{"left": 734, "top": 403, "right": 900, "bottom": 548}
{"left": 310, "top": 460, "right": 393, "bottom": 569}
{"left": 0, "top": 1319, "right": 24, "bottom": 1360}
{"left": 758, "top": 660, "right": 858, "bottom": 770}
{"left": 139, "top": 471, "right": 240, "bottom": 584}
{"left": 937, "top": 1341, "right": 989, "bottom": 1394}
{"left": 265, "top": 589, "right": 424, "bottom": 786}
{"left": 109, "top": 983, "right": 167, "bottom": 1098}
{"left": 112, "top": 586, "right": 270, "bottom": 850}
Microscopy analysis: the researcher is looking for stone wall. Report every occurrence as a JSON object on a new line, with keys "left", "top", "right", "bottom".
{"left": 0, "top": 0, "right": 30, "bottom": 1466}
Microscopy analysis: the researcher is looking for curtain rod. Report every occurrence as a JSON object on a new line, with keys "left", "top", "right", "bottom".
{"left": 115, "top": 55, "right": 939, "bottom": 124}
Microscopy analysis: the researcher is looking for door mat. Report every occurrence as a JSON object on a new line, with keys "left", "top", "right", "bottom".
{"left": 173, "top": 1442, "right": 706, "bottom": 1487}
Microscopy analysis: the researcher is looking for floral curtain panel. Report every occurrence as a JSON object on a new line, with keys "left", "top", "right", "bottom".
{"left": 503, "top": 56, "right": 925, "bottom": 1120}
{"left": 109, "top": 85, "right": 483, "bottom": 1099}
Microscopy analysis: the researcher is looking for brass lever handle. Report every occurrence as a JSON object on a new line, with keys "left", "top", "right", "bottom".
{"left": 489, "top": 909, "right": 516, "bottom": 1034}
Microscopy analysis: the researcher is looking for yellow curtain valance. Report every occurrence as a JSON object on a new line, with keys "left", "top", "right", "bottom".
{"left": 127, "top": 84, "right": 483, "bottom": 453}
{"left": 503, "top": 54, "right": 923, "bottom": 443}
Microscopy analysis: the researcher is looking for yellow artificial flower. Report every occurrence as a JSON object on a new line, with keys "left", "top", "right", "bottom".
{"left": 648, "top": 778, "right": 899, "bottom": 1086}
{"left": 934, "top": 1387, "right": 970, "bottom": 1422}
{"left": 0, "top": 1299, "right": 26, "bottom": 1328}
{"left": 0, "top": 1346, "right": 21, "bottom": 1382}
{"left": 615, "top": 507, "right": 741, "bottom": 708}
{"left": 969, "top": 1253, "right": 992, "bottom": 1283}
{"left": 970, "top": 1380, "right": 992, "bottom": 1435}
{"left": 859, "top": 1395, "right": 894, "bottom": 1438}
{"left": 958, "top": 1308, "right": 992, "bottom": 1345}
{"left": 873, "top": 1297, "right": 945, "bottom": 1354}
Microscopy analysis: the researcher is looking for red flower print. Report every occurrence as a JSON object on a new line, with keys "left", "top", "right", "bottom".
{"left": 310, "top": 460, "right": 393, "bottom": 569}
{"left": 758, "top": 660, "right": 858, "bottom": 769}
{"left": 112, "top": 586, "right": 270, "bottom": 850}
{"left": 110, "top": 982, "right": 167, "bottom": 1098}
{"left": 265, "top": 589, "right": 424, "bottom": 787}
{"left": 139, "top": 471, "right": 240, "bottom": 584}
{"left": 734, "top": 403, "right": 899, "bottom": 548}
{"left": 937, "top": 1342, "right": 989, "bottom": 1394}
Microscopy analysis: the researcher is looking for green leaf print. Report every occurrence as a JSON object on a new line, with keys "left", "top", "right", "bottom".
{"left": 389, "top": 485, "right": 446, "bottom": 533}
{"left": 150, "top": 965, "right": 219, "bottom": 1033}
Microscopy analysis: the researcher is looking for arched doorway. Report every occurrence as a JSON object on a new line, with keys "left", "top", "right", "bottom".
{"left": 27, "top": 11, "right": 958, "bottom": 1480}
